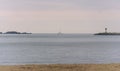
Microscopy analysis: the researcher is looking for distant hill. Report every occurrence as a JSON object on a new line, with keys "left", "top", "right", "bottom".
{"left": 2, "top": 31, "right": 32, "bottom": 34}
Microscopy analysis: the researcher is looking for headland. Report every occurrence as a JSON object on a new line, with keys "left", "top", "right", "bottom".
{"left": 0, "top": 31, "right": 32, "bottom": 34}
{"left": 94, "top": 28, "right": 120, "bottom": 35}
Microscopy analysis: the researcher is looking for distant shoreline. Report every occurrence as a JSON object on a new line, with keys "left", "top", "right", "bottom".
{"left": 0, "top": 31, "right": 32, "bottom": 34}
{"left": 94, "top": 28, "right": 120, "bottom": 35}
{"left": 94, "top": 32, "right": 120, "bottom": 35}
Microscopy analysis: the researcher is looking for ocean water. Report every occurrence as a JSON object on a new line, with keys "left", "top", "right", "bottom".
{"left": 0, "top": 34, "right": 120, "bottom": 65}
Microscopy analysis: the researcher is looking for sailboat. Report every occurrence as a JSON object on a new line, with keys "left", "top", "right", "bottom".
{"left": 57, "top": 24, "right": 63, "bottom": 35}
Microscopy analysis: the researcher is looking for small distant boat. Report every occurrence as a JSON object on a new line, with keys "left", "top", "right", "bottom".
{"left": 94, "top": 28, "right": 120, "bottom": 35}
{"left": 57, "top": 32, "right": 62, "bottom": 35}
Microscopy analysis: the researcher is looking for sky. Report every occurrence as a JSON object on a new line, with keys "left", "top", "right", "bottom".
{"left": 0, "top": 0, "right": 120, "bottom": 33}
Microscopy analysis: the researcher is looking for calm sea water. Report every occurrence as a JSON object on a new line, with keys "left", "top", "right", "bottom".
{"left": 0, "top": 34, "right": 120, "bottom": 65}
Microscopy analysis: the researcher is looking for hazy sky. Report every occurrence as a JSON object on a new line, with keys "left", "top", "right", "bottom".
{"left": 0, "top": 0, "right": 120, "bottom": 33}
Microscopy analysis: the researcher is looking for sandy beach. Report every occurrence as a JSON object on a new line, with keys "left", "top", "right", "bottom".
{"left": 0, "top": 64, "right": 120, "bottom": 71}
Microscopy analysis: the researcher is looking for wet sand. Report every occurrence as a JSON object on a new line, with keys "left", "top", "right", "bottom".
{"left": 0, "top": 64, "right": 120, "bottom": 71}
